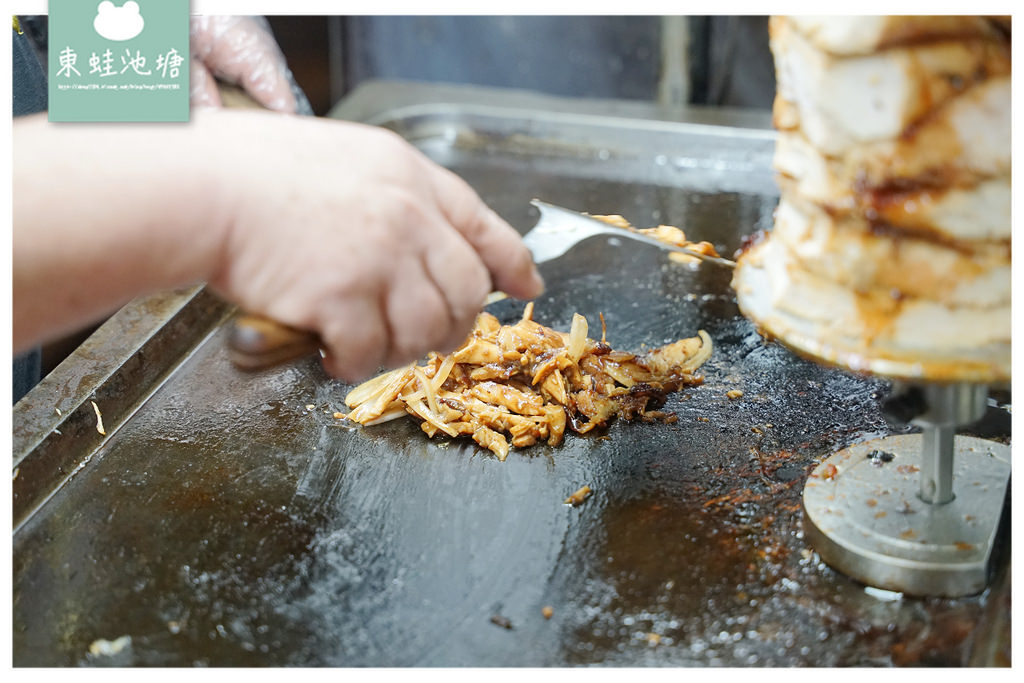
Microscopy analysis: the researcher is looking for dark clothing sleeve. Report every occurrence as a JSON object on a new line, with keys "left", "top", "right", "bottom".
{"left": 13, "top": 20, "right": 49, "bottom": 403}
{"left": 13, "top": 22, "right": 47, "bottom": 116}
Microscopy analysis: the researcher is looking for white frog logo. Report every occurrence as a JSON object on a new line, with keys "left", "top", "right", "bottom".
{"left": 93, "top": 1, "right": 145, "bottom": 42}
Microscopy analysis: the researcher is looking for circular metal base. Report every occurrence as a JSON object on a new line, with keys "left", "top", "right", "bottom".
{"left": 803, "top": 434, "right": 1011, "bottom": 598}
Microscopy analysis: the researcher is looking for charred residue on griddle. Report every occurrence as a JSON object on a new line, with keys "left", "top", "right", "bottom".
{"left": 548, "top": 323, "right": 915, "bottom": 662}
{"left": 610, "top": 382, "right": 670, "bottom": 421}
{"left": 490, "top": 615, "right": 513, "bottom": 630}
{"left": 866, "top": 449, "right": 896, "bottom": 467}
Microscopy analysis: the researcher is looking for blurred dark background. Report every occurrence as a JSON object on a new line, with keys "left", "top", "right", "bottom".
{"left": 267, "top": 16, "right": 775, "bottom": 117}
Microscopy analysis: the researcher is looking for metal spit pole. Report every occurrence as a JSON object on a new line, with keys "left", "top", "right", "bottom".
{"left": 915, "top": 383, "right": 990, "bottom": 505}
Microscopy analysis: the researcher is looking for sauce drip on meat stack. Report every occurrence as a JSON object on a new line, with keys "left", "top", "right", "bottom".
{"left": 733, "top": 16, "right": 1010, "bottom": 382}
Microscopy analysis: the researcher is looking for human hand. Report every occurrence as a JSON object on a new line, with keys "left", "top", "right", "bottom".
{"left": 190, "top": 16, "right": 300, "bottom": 113}
{"left": 204, "top": 111, "right": 544, "bottom": 382}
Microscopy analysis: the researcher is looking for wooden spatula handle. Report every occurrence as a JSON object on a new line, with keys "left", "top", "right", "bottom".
{"left": 227, "top": 314, "right": 321, "bottom": 370}
{"left": 218, "top": 84, "right": 323, "bottom": 370}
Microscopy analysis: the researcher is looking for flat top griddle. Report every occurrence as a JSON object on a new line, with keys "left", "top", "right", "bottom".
{"left": 12, "top": 82, "right": 1010, "bottom": 667}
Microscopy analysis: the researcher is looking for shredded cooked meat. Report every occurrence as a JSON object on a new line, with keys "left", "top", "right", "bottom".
{"left": 590, "top": 214, "right": 723, "bottom": 265}
{"left": 342, "top": 303, "right": 712, "bottom": 461}
{"left": 565, "top": 484, "right": 593, "bottom": 506}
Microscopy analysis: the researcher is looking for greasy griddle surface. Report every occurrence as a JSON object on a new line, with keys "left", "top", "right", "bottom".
{"left": 13, "top": 146, "right": 1009, "bottom": 667}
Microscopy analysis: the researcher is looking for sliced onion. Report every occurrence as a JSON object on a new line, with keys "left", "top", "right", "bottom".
{"left": 431, "top": 353, "right": 456, "bottom": 392}
{"left": 567, "top": 312, "right": 588, "bottom": 363}
{"left": 414, "top": 366, "right": 439, "bottom": 416}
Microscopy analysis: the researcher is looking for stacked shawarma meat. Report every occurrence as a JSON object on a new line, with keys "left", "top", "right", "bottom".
{"left": 733, "top": 16, "right": 1011, "bottom": 366}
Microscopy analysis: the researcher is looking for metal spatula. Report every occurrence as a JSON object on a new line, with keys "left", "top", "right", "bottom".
{"left": 524, "top": 199, "right": 736, "bottom": 268}
{"left": 228, "top": 199, "right": 734, "bottom": 370}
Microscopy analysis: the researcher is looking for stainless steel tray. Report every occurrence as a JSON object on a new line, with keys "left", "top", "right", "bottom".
{"left": 12, "top": 82, "right": 1010, "bottom": 667}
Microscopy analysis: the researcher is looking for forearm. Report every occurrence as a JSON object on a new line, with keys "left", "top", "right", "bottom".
{"left": 13, "top": 108, "right": 543, "bottom": 381}
{"left": 13, "top": 112, "right": 234, "bottom": 353}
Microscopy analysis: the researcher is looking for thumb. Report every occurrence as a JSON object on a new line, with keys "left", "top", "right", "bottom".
{"left": 427, "top": 165, "right": 544, "bottom": 300}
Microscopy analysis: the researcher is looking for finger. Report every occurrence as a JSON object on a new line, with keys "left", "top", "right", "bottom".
{"left": 383, "top": 257, "right": 457, "bottom": 367}
{"left": 421, "top": 227, "right": 491, "bottom": 348}
{"left": 189, "top": 60, "right": 221, "bottom": 108}
{"left": 426, "top": 166, "right": 544, "bottom": 300}
{"left": 317, "top": 296, "right": 390, "bottom": 383}
{"left": 201, "top": 27, "right": 298, "bottom": 113}
{"left": 229, "top": 59, "right": 298, "bottom": 114}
